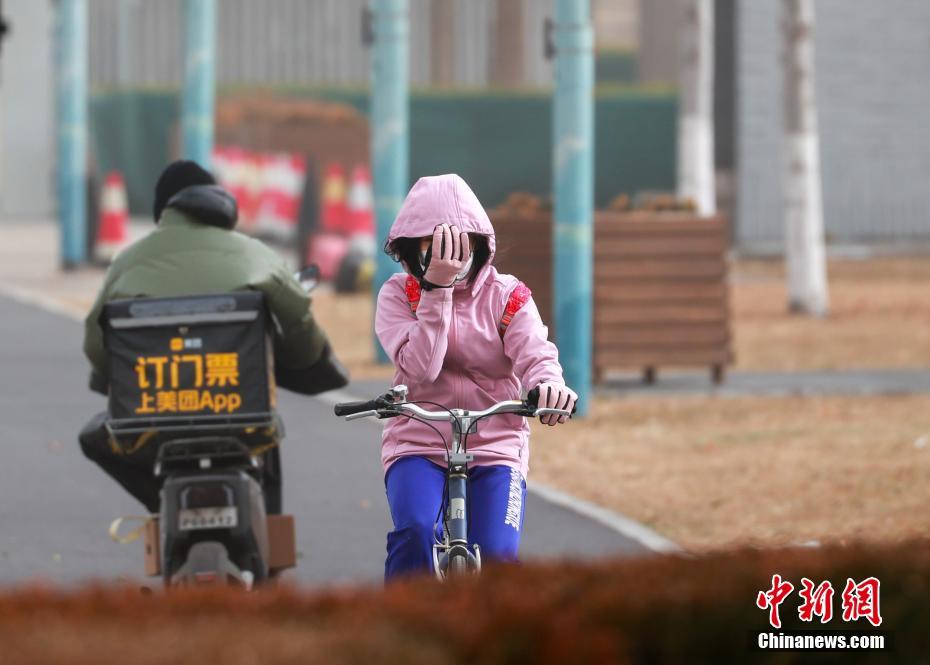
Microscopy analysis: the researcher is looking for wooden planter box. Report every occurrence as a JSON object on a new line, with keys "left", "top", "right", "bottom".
{"left": 491, "top": 208, "right": 733, "bottom": 383}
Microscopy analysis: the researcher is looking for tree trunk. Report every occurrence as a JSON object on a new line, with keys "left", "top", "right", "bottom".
{"left": 782, "top": 0, "right": 828, "bottom": 316}
{"left": 431, "top": 0, "right": 456, "bottom": 86}
{"left": 676, "top": 0, "right": 716, "bottom": 215}
{"left": 488, "top": 0, "right": 524, "bottom": 87}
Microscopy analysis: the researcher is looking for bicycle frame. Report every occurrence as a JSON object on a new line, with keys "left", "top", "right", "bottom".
{"left": 338, "top": 384, "right": 571, "bottom": 580}
{"left": 432, "top": 408, "right": 482, "bottom": 579}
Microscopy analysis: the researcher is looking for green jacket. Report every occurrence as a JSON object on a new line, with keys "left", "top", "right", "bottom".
{"left": 84, "top": 208, "right": 329, "bottom": 381}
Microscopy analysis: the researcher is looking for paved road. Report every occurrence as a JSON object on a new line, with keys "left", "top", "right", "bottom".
{"left": 599, "top": 368, "right": 930, "bottom": 398}
{"left": 0, "top": 295, "right": 646, "bottom": 587}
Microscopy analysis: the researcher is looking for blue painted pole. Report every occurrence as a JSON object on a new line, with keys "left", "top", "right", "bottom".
{"left": 370, "top": 0, "right": 409, "bottom": 363}
{"left": 56, "top": 0, "right": 88, "bottom": 268}
{"left": 552, "top": 0, "right": 593, "bottom": 415}
{"left": 182, "top": 0, "right": 216, "bottom": 169}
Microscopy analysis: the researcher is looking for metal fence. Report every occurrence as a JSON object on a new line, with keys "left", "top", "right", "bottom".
{"left": 88, "top": 0, "right": 556, "bottom": 89}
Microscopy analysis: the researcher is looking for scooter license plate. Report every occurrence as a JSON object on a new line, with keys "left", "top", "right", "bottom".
{"left": 178, "top": 507, "right": 238, "bottom": 531}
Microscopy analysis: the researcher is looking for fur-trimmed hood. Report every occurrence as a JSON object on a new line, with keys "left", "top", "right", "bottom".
{"left": 164, "top": 184, "right": 238, "bottom": 230}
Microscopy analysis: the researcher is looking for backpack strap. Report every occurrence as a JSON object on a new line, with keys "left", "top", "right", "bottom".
{"left": 406, "top": 275, "right": 530, "bottom": 337}
{"left": 405, "top": 274, "right": 422, "bottom": 314}
{"left": 499, "top": 282, "right": 532, "bottom": 338}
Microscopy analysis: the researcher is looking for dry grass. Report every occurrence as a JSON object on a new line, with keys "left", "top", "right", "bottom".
{"left": 312, "top": 258, "right": 930, "bottom": 551}
{"left": 732, "top": 256, "right": 930, "bottom": 370}
{"left": 529, "top": 394, "right": 930, "bottom": 551}
{"left": 310, "top": 290, "right": 395, "bottom": 380}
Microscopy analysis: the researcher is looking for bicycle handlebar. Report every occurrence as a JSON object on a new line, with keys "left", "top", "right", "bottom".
{"left": 333, "top": 398, "right": 385, "bottom": 417}
{"left": 525, "top": 386, "right": 578, "bottom": 415}
{"left": 334, "top": 386, "right": 576, "bottom": 422}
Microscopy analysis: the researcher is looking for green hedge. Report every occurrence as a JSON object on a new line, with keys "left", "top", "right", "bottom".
{"left": 91, "top": 86, "right": 676, "bottom": 216}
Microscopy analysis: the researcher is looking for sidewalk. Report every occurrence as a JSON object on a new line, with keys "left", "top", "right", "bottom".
{"left": 0, "top": 220, "right": 107, "bottom": 317}
{"left": 599, "top": 368, "right": 930, "bottom": 398}
{"left": 0, "top": 218, "right": 297, "bottom": 317}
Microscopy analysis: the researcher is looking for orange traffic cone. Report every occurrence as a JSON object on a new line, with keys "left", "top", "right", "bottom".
{"left": 320, "top": 163, "right": 348, "bottom": 233}
{"left": 97, "top": 171, "right": 129, "bottom": 261}
{"left": 346, "top": 164, "right": 374, "bottom": 236}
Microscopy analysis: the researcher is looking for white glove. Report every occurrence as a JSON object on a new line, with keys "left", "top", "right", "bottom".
{"left": 423, "top": 224, "right": 472, "bottom": 288}
{"left": 536, "top": 382, "right": 577, "bottom": 426}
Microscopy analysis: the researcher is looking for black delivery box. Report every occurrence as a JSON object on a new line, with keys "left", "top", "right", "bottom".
{"left": 102, "top": 292, "right": 276, "bottom": 443}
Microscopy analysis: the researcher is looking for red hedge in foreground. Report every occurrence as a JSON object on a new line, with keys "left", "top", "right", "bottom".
{"left": 1, "top": 541, "right": 926, "bottom": 664}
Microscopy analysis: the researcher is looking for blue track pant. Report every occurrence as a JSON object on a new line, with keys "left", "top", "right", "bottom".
{"left": 384, "top": 456, "right": 527, "bottom": 580}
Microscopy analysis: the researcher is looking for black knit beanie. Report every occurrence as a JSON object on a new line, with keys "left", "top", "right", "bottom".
{"left": 153, "top": 160, "right": 216, "bottom": 222}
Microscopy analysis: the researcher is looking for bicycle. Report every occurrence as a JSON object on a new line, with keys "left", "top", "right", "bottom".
{"left": 334, "top": 384, "right": 573, "bottom": 579}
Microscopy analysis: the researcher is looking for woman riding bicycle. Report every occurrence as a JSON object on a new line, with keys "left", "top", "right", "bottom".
{"left": 376, "top": 173, "right": 577, "bottom": 579}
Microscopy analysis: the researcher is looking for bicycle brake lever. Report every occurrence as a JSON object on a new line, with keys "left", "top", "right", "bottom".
{"left": 344, "top": 410, "right": 379, "bottom": 421}
{"left": 535, "top": 407, "right": 573, "bottom": 418}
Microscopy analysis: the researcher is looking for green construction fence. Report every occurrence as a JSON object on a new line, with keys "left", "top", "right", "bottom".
{"left": 90, "top": 86, "right": 676, "bottom": 216}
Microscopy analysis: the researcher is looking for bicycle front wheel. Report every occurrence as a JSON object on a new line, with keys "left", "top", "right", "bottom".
{"left": 448, "top": 553, "right": 469, "bottom": 577}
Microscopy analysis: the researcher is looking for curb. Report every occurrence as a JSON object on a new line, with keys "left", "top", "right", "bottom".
{"left": 525, "top": 481, "right": 682, "bottom": 554}
{"left": 0, "top": 283, "right": 89, "bottom": 321}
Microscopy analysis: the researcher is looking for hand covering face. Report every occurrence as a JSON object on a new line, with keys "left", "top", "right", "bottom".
{"left": 423, "top": 223, "right": 472, "bottom": 288}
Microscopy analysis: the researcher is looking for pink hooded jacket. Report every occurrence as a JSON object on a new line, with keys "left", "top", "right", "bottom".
{"left": 375, "top": 174, "right": 565, "bottom": 479}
